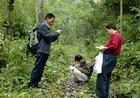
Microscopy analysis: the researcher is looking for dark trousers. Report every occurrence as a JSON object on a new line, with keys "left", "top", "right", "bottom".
{"left": 96, "top": 73, "right": 111, "bottom": 98}
{"left": 28, "top": 53, "right": 49, "bottom": 87}
{"left": 96, "top": 52, "right": 117, "bottom": 98}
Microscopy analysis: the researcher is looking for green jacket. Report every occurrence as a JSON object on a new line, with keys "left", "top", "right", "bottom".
{"left": 78, "top": 61, "right": 93, "bottom": 78}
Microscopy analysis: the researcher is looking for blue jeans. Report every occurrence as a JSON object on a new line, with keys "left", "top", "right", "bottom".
{"left": 96, "top": 52, "right": 117, "bottom": 98}
{"left": 96, "top": 73, "right": 111, "bottom": 98}
{"left": 28, "top": 53, "right": 49, "bottom": 87}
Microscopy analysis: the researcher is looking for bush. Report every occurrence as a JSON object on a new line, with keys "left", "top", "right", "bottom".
{"left": 110, "top": 41, "right": 140, "bottom": 97}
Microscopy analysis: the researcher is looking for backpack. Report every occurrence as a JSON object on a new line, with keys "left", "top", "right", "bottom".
{"left": 26, "top": 27, "right": 39, "bottom": 56}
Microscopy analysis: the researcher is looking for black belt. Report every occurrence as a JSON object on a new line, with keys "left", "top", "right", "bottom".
{"left": 104, "top": 51, "right": 112, "bottom": 54}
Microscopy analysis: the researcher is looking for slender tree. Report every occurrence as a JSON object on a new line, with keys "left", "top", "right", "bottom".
{"left": 3, "top": 0, "right": 14, "bottom": 36}
{"left": 120, "top": 0, "right": 123, "bottom": 33}
{"left": 35, "top": 0, "right": 45, "bottom": 25}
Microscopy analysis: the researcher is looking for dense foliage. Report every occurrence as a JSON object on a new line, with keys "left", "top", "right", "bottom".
{"left": 0, "top": 0, "right": 140, "bottom": 97}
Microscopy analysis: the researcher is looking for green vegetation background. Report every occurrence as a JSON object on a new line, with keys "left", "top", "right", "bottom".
{"left": 0, "top": 0, "right": 140, "bottom": 98}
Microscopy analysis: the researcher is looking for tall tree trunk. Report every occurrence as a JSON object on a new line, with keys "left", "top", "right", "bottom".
{"left": 120, "top": 0, "right": 123, "bottom": 33}
{"left": 89, "top": 0, "right": 96, "bottom": 7}
{"left": 3, "top": 0, "right": 14, "bottom": 37}
{"left": 35, "top": 0, "right": 45, "bottom": 25}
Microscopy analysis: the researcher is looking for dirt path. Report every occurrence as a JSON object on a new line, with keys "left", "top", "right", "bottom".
{"left": 61, "top": 75, "right": 96, "bottom": 98}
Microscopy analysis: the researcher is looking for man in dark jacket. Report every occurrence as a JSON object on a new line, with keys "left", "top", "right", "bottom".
{"left": 28, "top": 13, "right": 63, "bottom": 89}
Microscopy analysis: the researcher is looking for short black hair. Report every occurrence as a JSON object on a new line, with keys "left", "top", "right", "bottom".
{"left": 45, "top": 13, "right": 55, "bottom": 20}
{"left": 106, "top": 23, "right": 117, "bottom": 30}
{"left": 75, "top": 55, "right": 83, "bottom": 62}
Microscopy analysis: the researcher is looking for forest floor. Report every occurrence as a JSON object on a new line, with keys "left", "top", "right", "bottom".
{"left": 35, "top": 73, "right": 97, "bottom": 98}
{"left": 61, "top": 75, "right": 96, "bottom": 98}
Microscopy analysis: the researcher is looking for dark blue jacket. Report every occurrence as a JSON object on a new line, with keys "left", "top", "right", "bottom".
{"left": 37, "top": 23, "right": 59, "bottom": 54}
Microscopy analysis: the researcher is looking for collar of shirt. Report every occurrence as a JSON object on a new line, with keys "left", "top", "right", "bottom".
{"left": 110, "top": 32, "right": 118, "bottom": 38}
{"left": 44, "top": 21, "right": 50, "bottom": 29}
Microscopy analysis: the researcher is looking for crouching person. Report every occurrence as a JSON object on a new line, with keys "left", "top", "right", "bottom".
{"left": 69, "top": 55, "right": 93, "bottom": 84}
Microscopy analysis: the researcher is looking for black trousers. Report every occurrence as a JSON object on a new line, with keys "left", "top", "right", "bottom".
{"left": 29, "top": 53, "right": 49, "bottom": 87}
{"left": 96, "top": 52, "right": 117, "bottom": 98}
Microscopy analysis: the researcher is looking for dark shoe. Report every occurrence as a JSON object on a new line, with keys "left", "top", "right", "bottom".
{"left": 28, "top": 85, "right": 40, "bottom": 92}
{"left": 28, "top": 82, "right": 39, "bottom": 89}
{"left": 99, "top": 96, "right": 108, "bottom": 98}
{"left": 74, "top": 80, "right": 83, "bottom": 83}
{"left": 74, "top": 80, "right": 80, "bottom": 83}
{"left": 29, "top": 86, "right": 38, "bottom": 92}
{"left": 28, "top": 85, "right": 39, "bottom": 88}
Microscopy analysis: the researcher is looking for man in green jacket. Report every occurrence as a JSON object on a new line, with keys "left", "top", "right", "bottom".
{"left": 70, "top": 55, "right": 93, "bottom": 83}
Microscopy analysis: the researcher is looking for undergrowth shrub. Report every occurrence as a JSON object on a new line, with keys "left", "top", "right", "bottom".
{"left": 111, "top": 41, "right": 140, "bottom": 97}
